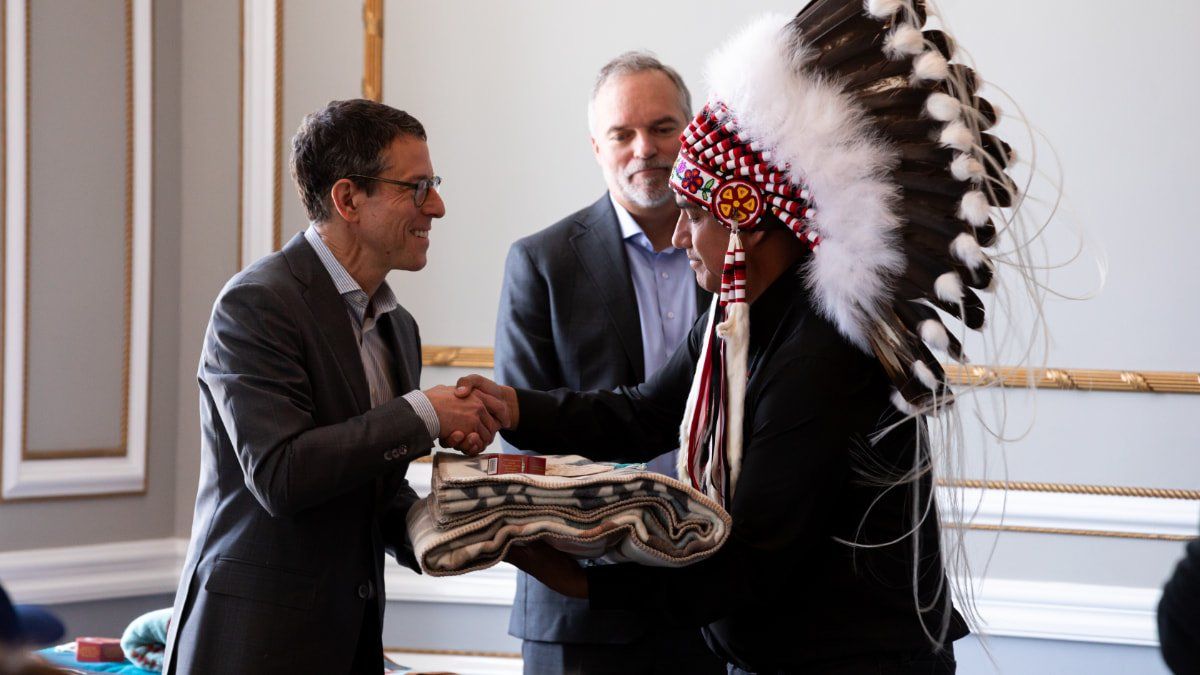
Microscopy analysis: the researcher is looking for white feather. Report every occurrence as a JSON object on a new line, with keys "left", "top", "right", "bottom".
{"left": 913, "top": 51, "right": 949, "bottom": 82}
{"left": 950, "top": 232, "right": 988, "bottom": 268}
{"left": 885, "top": 25, "right": 925, "bottom": 58}
{"left": 890, "top": 389, "right": 919, "bottom": 416}
{"left": 705, "top": 15, "right": 906, "bottom": 352}
{"left": 934, "top": 271, "right": 964, "bottom": 304}
{"left": 950, "top": 153, "right": 984, "bottom": 182}
{"left": 867, "top": 0, "right": 904, "bottom": 19}
{"left": 919, "top": 319, "right": 950, "bottom": 352}
{"left": 939, "top": 121, "right": 973, "bottom": 152}
{"left": 958, "top": 190, "right": 990, "bottom": 226}
{"left": 925, "top": 93, "right": 961, "bottom": 122}
{"left": 715, "top": 272, "right": 749, "bottom": 498}
{"left": 913, "top": 360, "right": 939, "bottom": 391}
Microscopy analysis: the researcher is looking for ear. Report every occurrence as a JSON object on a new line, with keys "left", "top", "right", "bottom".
{"left": 739, "top": 227, "right": 772, "bottom": 250}
{"left": 329, "top": 178, "right": 362, "bottom": 223}
{"left": 589, "top": 134, "right": 600, "bottom": 160}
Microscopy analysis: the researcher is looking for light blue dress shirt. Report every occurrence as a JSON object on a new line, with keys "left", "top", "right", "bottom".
{"left": 610, "top": 196, "right": 697, "bottom": 474}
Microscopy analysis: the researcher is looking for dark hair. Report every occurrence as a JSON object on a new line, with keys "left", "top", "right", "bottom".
{"left": 290, "top": 99, "right": 426, "bottom": 222}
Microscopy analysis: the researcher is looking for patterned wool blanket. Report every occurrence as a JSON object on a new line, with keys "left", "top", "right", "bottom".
{"left": 407, "top": 454, "right": 732, "bottom": 576}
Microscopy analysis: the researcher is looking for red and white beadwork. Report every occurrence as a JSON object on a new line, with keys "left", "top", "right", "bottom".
{"left": 669, "top": 103, "right": 820, "bottom": 248}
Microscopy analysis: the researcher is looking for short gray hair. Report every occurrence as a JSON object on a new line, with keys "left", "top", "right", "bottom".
{"left": 587, "top": 51, "right": 692, "bottom": 135}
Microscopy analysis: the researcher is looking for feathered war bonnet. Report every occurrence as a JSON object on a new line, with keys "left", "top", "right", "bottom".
{"left": 673, "top": 0, "right": 1017, "bottom": 504}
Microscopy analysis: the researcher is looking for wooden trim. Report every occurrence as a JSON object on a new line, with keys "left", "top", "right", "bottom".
{"left": 965, "top": 523, "right": 1194, "bottom": 542}
{"left": 419, "top": 345, "right": 1200, "bottom": 502}
{"left": 362, "top": 0, "right": 382, "bottom": 101}
{"left": 944, "top": 364, "right": 1200, "bottom": 395}
{"left": 271, "top": 0, "right": 281, "bottom": 251}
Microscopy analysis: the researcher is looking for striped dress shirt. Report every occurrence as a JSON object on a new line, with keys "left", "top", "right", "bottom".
{"left": 304, "top": 226, "right": 439, "bottom": 438}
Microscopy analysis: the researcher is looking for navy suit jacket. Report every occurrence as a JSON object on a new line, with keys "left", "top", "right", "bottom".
{"left": 165, "top": 233, "right": 431, "bottom": 674}
{"left": 494, "top": 194, "right": 708, "bottom": 643}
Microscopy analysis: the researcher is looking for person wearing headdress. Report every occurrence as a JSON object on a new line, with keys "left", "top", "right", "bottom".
{"left": 461, "top": 0, "right": 1028, "bottom": 671}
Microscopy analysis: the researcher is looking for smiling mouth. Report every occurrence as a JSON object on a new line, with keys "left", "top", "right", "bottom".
{"left": 412, "top": 230, "right": 429, "bottom": 239}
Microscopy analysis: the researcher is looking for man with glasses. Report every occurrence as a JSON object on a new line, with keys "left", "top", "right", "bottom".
{"left": 165, "top": 99, "right": 508, "bottom": 674}
{"left": 495, "top": 52, "right": 721, "bottom": 675}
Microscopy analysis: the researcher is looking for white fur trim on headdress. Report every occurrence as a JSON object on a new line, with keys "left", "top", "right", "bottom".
{"left": 885, "top": 25, "right": 925, "bottom": 59}
{"left": 939, "top": 121, "right": 974, "bottom": 152}
{"left": 958, "top": 190, "right": 991, "bottom": 226}
{"left": 867, "top": 0, "right": 904, "bottom": 19}
{"left": 705, "top": 14, "right": 905, "bottom": 352}
{"left": 934, "top": 271, "right": 964, "bottom": 304}
{"left": 715, "top": 296, "right": 749, "bottom": 497}
{"left": 925, "top": 93, "right": 961, "bottom": 122}
{"left": 890, "top": 389, "right": 919, "bottom": 416}
{"left": 918, "top": 319, "right": 950, "bottom": 352}
{"left": 912, "top": 359, "right": 939, "bottom": 391}
{"left": 913, "top": 51, "right": 949, "bottom": 82}
{"left": 950, "top": 232, "right": 988, "bottom": 269}
{"left": 950, "top": 153, "right": 984, "bottom": 182}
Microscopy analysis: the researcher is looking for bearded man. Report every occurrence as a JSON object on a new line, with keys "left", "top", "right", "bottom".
{"left": 494, "top": 51, "right": 720, "bottom": 674}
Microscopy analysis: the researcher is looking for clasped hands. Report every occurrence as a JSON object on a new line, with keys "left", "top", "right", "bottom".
{"left": 425, "top": 376, "right": 587, "bottom": 598}
{"left": 423, "top": 374, "right": 519, "bottom": 455}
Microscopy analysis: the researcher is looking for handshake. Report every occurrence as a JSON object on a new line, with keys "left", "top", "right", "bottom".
{"left": 422, "top": 375, "right": 518, "bottom": 455}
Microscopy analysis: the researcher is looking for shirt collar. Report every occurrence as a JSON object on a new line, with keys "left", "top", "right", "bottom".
{"left": 608, "top": 193, "right": 646, "bottom": 242}
{"left": 304, "top": 226, "right": 399, "bottom": 320}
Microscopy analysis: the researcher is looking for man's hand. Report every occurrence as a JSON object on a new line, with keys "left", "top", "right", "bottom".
{"left": 424, "top": 384, "right": 511, "bottom": 456}
{"left": 454, "top": 375, "right": 520, "bottom": 430}
{"left": 504, "top": 540, "right": 588, "bottom": 599}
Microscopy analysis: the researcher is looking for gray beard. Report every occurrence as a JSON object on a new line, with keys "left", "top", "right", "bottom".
{"left": 616, "top": 176, "right": 673, "bottom": 209}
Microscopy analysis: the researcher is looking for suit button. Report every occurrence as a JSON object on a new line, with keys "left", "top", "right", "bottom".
{"left": 396, "top": 445, "right": 407, "bottom": 456}
{"left": 357, "top": 583, "right": 370, "bottom": 599}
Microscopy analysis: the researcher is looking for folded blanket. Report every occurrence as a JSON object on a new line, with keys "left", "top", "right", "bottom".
{"left": 408, "top": 454, "right": 732, "bottom": 576}
{"left": 119, "top": 608, "right": 171, "bottom": 672}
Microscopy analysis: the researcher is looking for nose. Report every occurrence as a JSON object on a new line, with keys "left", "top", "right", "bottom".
{"left": 632, "top": 130, "right": 657, "bottom": 159}
{"left": 422, "top": 185, "right": 446, "bottom": 218}
{"left": 671, "top": 210, "right": 691, "bottom": 250}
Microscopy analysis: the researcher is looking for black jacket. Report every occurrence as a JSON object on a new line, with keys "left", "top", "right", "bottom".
{"left": 504, "top": 262, "right": 969, "bottom": 672}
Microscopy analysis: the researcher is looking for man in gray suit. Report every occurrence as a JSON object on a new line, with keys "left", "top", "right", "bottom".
{"left": 495, "top": 53, "right": 723, "bottom": 674}
{"left": 165, "top": 99, "right": 507, "bottom": 674}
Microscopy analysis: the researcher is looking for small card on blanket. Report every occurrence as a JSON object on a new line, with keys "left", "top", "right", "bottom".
{"left": 407, "top": 454, "right": 732, "bottom": 577}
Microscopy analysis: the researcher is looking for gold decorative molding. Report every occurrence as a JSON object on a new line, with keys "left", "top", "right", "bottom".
{"left": 423, "top": 345, "right": 1200, "bottom": 396}
{"left": 362, "top": 0, "right": 382, "bottom": 101}
{"left": 422, "top": 346, "right": 496, "bottom": 369}
{"left": 944, "top": 479, "right": 1200, "bottom": 501}
{"left": 20, "top": 0, "right": 134, "bottom": 461}
{"left": 944, "top": 364, "right": 1200, "bottom": 395}
{"left": 272, "top": 0, "right": 282, "bottom": 251}
{"left": 965, "top": 524, "right": 1195, "bottom": 542}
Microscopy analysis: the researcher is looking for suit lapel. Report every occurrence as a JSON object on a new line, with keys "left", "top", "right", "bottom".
{"left": 570, "top": 195, "right": 644, "bottom": 378}
{"left": 381, "top": 310, "right": 419, "bottom": 393}
{"left": 283, "top": 233, "right": 372, "bottom": 414}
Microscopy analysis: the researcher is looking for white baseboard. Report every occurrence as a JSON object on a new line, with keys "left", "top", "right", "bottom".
{"left": 0, "top": 535, "right": 1165, "bottom": 648}
{"left": 0, "top": 538, "right": 183, "bottom": 604}
{"left": 387, "top": 650, "right": 521, "bottom": 675}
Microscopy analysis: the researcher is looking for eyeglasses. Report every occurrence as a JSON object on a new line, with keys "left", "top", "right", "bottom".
{"left": 347, "top": 174, "right": 443, "bottom": 207}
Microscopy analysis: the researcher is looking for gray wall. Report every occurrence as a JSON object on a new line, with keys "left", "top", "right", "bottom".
{"left": 0, "top": 2, "right": 1192, "bottom": 674}
{"left": 0, "top": 0, "right": 181, "bottom": 553}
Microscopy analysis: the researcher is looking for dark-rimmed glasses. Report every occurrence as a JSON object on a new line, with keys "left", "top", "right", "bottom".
{"left": 347, "top": 174, "right": 443, "bottom": 207}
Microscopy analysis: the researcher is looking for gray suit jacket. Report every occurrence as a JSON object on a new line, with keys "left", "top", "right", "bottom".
{"left": 165, "top": 233, "right": 432, "bottom": 674}
{"left": 495, "top": 195, "right": 709, "bottom": 644}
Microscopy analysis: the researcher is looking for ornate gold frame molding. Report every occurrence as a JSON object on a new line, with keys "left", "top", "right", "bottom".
{"left": 1, "top": 0, "right": 153, "bottom": 499}
{"left": 419, "top": 344, "right": 1200, "bottom": 512}
{"left": 362, "top": 0, "right": 382, "bottom": 101}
